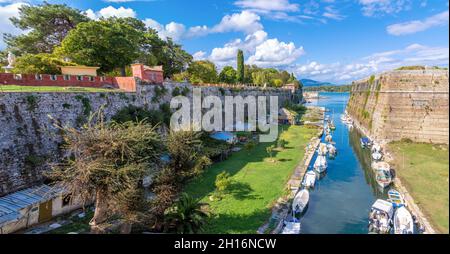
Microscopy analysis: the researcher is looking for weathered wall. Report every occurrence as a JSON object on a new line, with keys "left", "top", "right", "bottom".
{"left": 0, "top": 81, "right": 297, "bottom": 196}
{"left": 346, "top": 69, "right": 449, "bottom": 144}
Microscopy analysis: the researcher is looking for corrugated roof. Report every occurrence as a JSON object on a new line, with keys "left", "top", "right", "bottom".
{"left": 0, "top": 185, "right": 63, "bottom": 226}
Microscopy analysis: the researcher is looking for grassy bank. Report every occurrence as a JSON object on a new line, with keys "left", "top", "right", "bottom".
{"left": 184, "top": 125, "right": 318, "bottom": 233}
{"left": 0, "top": 85, "right": 123, "bottom": 93}
{"left": 388, "top": 142, "right": 449, "bottom": 233}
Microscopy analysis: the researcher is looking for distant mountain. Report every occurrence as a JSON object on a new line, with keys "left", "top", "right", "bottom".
{"left": 301, "top": 79, "right": 336, "bottom": 87}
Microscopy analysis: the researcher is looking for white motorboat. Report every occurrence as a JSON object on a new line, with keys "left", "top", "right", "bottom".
{"left": 394, "top": 206, "right": 414, "bottom": 234}
{"left": 372, "top": 151, "right": 383, "bottom": 161}
{"left": 303, "top": 171, "right": 317, "bottom": 188}
{"left": 369, "top": 199, "right": 394, "bottom": 234}
{"left": 375, "top": 168, "right": 392, "bottom": 188}
{"left": 313, "top": 155, "right": 328, "bottom": 173}
{"left": 387, "top": 189, "right": 406, "bottom": 208}
{"left": 371, "top": 143, "right": 382, "bottom": 153}
{"left": 318, "top": 143, "right": 328, "bottom": 155}
{"left": 371, "top": 161, "right": 390, "bottom": 171}
{"left": 281, "top": 221, "right": 301, "bottom": 234}
{"left": 292, "top": 189, "right": 310, "bottom": 215}
{"left": 327, "top": 144, "right": 336, "bottom": 155}
{"left": 325, "top": 134, "right": 333, "bottom": 142}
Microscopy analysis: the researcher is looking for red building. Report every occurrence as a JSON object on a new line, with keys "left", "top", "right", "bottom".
{"left": 0, "top": 63, "right": 164, "bottom": 92}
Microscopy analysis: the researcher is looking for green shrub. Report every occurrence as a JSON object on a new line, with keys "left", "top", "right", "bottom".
{"left": 112, "top": 105, "right": 165, "bottom": 126}
{"left": 215, "top": 171, "right": 232, "bottom": 195}
{"left": 62, "top": 103, "right": 71, "bottom": 109}
{"left": 25, "top": 95, "right": 38, "bottom": 111}
{"left": 172, "top": 87, "right": 181, "bottom": 97}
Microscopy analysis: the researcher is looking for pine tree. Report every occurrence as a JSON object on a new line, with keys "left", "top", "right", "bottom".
{"left": 236, "top": 49, "right": 245, "bottom": 83}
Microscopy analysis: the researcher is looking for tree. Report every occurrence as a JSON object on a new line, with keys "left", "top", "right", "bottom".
{"left": 218, "top": 66, "right": 237, "bottom": 84}
{"left": 56, "top": 18, "right": 142, "bottom": 74}
{"left": 4, "top": 3, "right": 89, "bottom": 54}
{"left": 215, "top": 171, "right": 232, "bottom": 196}
{"left": 236, "top": 49, "right": 244, "bottom": 83}
{"left": 163, "top": 193, "right": 209, "bottom": 234}
{"left": 49, "top": 110, "right": 163, "bottom": 233}
{"left": 266, "top": 145, "right": 275, "bottom": 160}
{"left": 12, "top": 53, "right": 74, "bottom": 74}
{"left": 186, "top": 60, "right": 218, "bottom": 84}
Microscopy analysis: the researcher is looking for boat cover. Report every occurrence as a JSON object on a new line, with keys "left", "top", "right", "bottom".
{"left": 372, "top": 199, "right": 394, "bottom": 218}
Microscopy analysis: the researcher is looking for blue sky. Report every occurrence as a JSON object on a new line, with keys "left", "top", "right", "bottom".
{"left": 1, "top": 0, "right": 449, "bottom": 83}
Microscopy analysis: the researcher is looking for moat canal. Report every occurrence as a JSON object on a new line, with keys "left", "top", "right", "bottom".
{"left": 301, "top": 92, "right": 388, "bottom": 234}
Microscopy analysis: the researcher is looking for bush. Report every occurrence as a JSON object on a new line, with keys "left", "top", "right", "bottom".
{"left": 215, "top": 171, "right": 232, "bottom": 194}
{"left": 277, "top": 139, "right": 287, "bottom": 149}
{"left": 112, "top": 105, "right": 164, "bottom": 126}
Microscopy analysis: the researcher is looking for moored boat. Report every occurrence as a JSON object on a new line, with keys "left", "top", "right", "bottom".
{"left": 375, "top": 168, "right": 392, "bottom": 188}
{"left": 281, "top": 221, "right": 301, "bottom": 234}
{"left": 369, "top": 199, "right": 394, "bottom": 234}
{"left": 372, "top": 151, "right": 383, "bottom": 161}
{"left": 303, "top": 171, "right": 317, "bottom": 188}
{"left": 393, "top": 206, "right": 414, "bottom": 234}
{"left": 318, "top": 143, "right": 328, "bottom": 155}
{"left": 325, "top": 134, "right": 333, "bottom": 142}
{"left": 313, "top": 155, "right": 328, "bottom": 173}
{"left": 360, "top": 137, "right": 372, "bottom": 148}
{"left": 292, "top": 189, "right": 310, "bottom": 215}
{"left": 387, "top": 189, "right": 406, "bottom": 208}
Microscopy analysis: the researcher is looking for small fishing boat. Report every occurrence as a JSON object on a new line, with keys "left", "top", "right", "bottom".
{"left": 371, "top": 161, "right": 390, "bottom": 171}
{"left": 375, "top": 168, "right": 392, "bottom": 188}
{"left": 303, "top": 171, "right": 317, "bottom": 188}
{"left": 325, "top": 134, "right": 333, "bottom": 142}
{"left": 318, "top": 143, "right": 328, "bottom": 155}
{"left": 292, "top": 189, "right": 310, "bottom": 215}
{"left": 369, "top": 199, "right": 394, "bottom": 234}
{"left": 313, "top": 155, "right": 328, "bottom": 173}
{"left": 371, "top": 143, "right": 382, "bottom": 153}
{"left": 281, "top": 221, "right": 301, "bottom": 234}
{"left": 360, "top": 137, "right": 372, "bottom": 148}
{"left": 372, "top": 151, "right": 383, "bottom": 161}
{"left": 387, "top": 189, "right": 406, "bottom": 208}
{"left": 394, "top": 206, "right": 414, "bottom": 234}
{"left": 329, "top": 121, "right": 336, "bottom": 130}
{"left": 327, "top": 144, "right": 337, "bottom": 158}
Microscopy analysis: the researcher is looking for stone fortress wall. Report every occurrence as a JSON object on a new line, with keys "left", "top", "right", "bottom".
{"left": 0, "top": 80, "right": 299, "bottom": 196}
{"left": 346, "top": 69, "right": 449, "bottom": 144}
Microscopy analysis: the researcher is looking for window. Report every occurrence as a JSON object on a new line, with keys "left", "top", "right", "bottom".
{"left": 62, "top": 194, "right": 72, "bottom": 207}
{"left": 63, "top": 75, "right": 71, "bottom": 81}
{"left": 100, "top": 76, "right": 106, "bottom": 82}
{"left": 77, "top": 76, "right": 83, "bottom": 81}
{"left": 89, "top": 76, "right": 95, "bottom": 82}
{"left": 13, "top": 74, "right": 22, "bottom": 80}
{"left": 50, "top": 75, "right": 57, "bottom": 81}
{"left": 35, "top": 74, "right": 43, "bottom": 80}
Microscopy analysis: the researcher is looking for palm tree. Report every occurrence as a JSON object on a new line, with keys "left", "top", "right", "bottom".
{"left": 163, "top": 193, "right": 209, "bottom": 234}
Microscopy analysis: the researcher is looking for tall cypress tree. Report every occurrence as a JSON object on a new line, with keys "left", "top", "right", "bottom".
{"left": 236, "top": 49, "right": 244, "bottom": 83}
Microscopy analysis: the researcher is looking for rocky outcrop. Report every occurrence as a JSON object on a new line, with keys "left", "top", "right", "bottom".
{"left": 0, "top": 81, "right": 298, "bottom": 196}
{"left": 346, "top": 69, "right": 449, "bottom": 144}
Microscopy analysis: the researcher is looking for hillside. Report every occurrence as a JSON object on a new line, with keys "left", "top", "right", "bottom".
{"left": 301, "top": 79, "right": 336, "bottom": 87}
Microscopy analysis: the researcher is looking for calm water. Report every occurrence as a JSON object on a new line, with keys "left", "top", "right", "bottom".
{"left": 301, "top": 92, "right": 387, "bottom": 234}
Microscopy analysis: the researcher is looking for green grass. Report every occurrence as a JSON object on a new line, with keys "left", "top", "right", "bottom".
{"left": 184, "top": 125, "right": 318, "bottom": 233}
{"left": 388, "top": 142, "right": 449, "bottom": 233}
{"left": 0, "top": 85, "right": 124, "bottom": 93}
{"left": 46, "top": 210, "right": 94, "bottom": 234}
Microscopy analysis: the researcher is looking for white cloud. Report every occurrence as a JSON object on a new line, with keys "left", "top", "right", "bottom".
{"left": 234, "top": 0, "right": 299, "bottom": 12}
{"left": 85, "top": 6, "right": 136, "bottom": 20}
{"left": 144, "top": 18, "right": 186, "bottom": 41}
{"left": 322, "top": 6, "right": 345, "bottom": 20}
{"left": 206, "top": 29, "right": 304, "bottom": 69}
{"left": 211, "top": 11, "right": 263, "bottom": 34}
{"left": 359, "top": 0, "right": 411, "bottom": 17}
{"left": 0, "top": 2, "right": 27, "bottom": 49}
{"left": 193, "top": 51, "right": 206, "bottom": 60}
{"left": 248, "top": 39, "right": 305, "bottom": 67}
{"left": 387, "top": 10, "right": 449, "bottom": 36}
{"left": 145, "top": 11, "right": 263, "bottom": 41}
{"left": 295, "top": 44, "right": 449, "bottom": 83}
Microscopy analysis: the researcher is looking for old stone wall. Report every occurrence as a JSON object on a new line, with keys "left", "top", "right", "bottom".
{"left": 0, "top": 81, "right": 296, "bottom": 196}
{"left": 346, "top": 69, "right": 449, "bottom": 144}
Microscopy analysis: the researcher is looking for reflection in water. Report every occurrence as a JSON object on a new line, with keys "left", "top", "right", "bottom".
{"left": 348, "top": 128, "right": 388, "bottom": 199}
{"left": 300, "top": 92, "right": 388, "bottom": 234}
